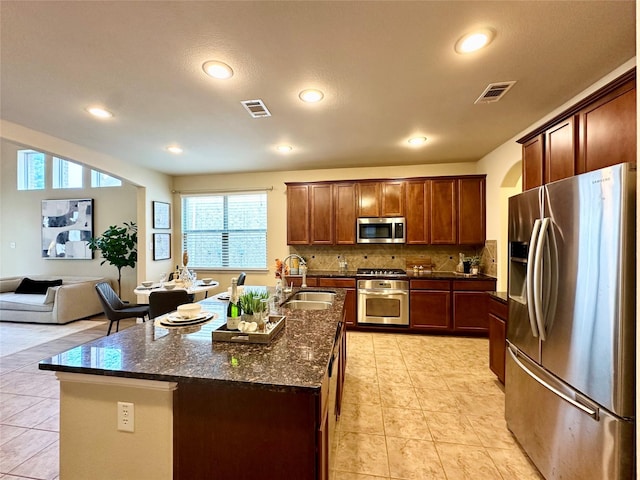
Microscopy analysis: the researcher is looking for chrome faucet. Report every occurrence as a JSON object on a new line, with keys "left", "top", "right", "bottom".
{"left": 282, "top": 254, "right": 307, "bottom": 288}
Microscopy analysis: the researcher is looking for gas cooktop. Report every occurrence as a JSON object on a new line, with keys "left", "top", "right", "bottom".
{"left": 356, "top": 268, "right": 407, "bottom": 277}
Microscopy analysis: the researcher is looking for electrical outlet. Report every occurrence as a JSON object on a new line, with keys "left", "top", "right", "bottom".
{"left": 117, "top": 401, "right": 134, "bottom": 432}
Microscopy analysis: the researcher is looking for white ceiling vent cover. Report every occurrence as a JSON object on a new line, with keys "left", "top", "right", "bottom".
{"left": 241, "top": 99, "right": 272, "bottom": 118}
{"left": 474, "top": 81, "right": 517, "bottom": 104}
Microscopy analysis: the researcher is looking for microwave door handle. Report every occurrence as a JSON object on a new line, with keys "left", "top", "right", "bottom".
{"left": 526, "top": 219, "right": 542, "bottom": 338}
{"left": 533, "top": 217, "right": 550, "bottom": 341}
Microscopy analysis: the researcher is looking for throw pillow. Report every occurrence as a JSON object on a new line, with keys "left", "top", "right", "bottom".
{"left": 15, "top": 277, "right": 63, "bottom": 295}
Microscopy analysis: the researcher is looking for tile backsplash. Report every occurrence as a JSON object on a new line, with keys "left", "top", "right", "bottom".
{"left": 290, "top": 241, "right": 497, "bottom": 277}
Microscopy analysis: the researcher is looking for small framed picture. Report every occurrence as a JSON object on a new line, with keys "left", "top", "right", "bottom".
{"left": 153, "top": 201, "right": 171, "bottom": 229}
{"left": 153, "top": 233, "right": 171, "bottom": 261}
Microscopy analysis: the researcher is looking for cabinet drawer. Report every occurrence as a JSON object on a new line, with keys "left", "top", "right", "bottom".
{"left": 410, "top": 279, "right": 450, "bottom": 290}
{"left": 318, "top": 278, "right": 356, "bottom": 288}
{"left": 488, "top": 297, "right": 508, "bottom": 320}
{"left": 452, "top": 280, "right": 496, "bottom": 291}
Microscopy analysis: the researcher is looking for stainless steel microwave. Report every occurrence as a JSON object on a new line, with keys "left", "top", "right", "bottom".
{"left": 356, "top": 217, "right": 405, "bottom": 244}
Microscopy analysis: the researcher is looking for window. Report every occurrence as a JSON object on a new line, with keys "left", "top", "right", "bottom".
{"left": 17, "top": 150, "right": 45, "bottom": 190}
{"left": 182, "top": 192, "right": 267, "bottom": 269}
{"left": 52, "top": 157, "right": 83, "bottom": 189}
{"left": 91, "top": 170, "right": 122, "bottom": 187}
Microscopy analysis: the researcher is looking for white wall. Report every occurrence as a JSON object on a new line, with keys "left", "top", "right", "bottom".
{"left": 0, "top": 122, "right": 174, "bottom": 300}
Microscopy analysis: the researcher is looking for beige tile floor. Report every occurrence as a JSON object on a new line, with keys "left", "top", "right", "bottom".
{"left": 0, "top": 320, "right": 543, "bottom": 480}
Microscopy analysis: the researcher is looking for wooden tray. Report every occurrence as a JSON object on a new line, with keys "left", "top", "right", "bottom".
{"left": 212, "top": 315, "right": 286, "bottom": 344}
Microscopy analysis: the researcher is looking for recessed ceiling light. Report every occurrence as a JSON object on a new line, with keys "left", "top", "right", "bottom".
{"left": 277, "top": 145, "right": 293, "bottom": 153}
{"left": 86, "top": 106, "right": 113, "bottom": 118}
{"left": 299, "top": 89, "right": 324, "bottom": 103}
{"left": 455, "top": 28, "right": 495, "bottom": 54}
{"left": 408, "top": 136, "right": 427, "bottom": 146}
{"left": 166, "top": 145, "right": 183, "bottom": 154}
{"left": 202, "top": 60, "right": 234, "bottom": 79}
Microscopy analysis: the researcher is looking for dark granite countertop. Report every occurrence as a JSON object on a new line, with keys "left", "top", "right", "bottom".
{"left": 288, "top": 270, "right": 496, "bottom": 281}
{"left": 488, "top": 291, "right": 508, "bottom": 303}
{"left": 39, "top": 287, "right": 345, "bottom": 393}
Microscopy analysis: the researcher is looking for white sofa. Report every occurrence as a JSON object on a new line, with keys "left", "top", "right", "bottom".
{"left": 0, "top": 275, "right": 107, "bottom": 324}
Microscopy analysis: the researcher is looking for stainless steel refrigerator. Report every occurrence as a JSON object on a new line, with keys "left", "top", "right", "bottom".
{"left": 506, "top": 163, "right": 635, "bottom": 479}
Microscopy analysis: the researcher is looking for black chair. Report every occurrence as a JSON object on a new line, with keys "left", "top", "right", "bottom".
{"left": 149, "top": 290, "right": 193, "bottom": 319}
{"left": 95, "top": 282, "right": 149, "bottom": 335}
{"left": 237, "top": 272, "right": 246, "bottom": 285}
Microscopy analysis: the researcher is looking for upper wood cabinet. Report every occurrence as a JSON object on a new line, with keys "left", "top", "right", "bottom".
{"left": 287, "top": 175, "right": 485, "bottom": 246}
{"left": 334, "top": 183, "right": 356, "bottom": 245}
{"left": 577, "top": 78, "right": 636, "bottom": 173}
{"left": 357, "top": 181, "right": 404, "bottom": 217}
{"left": 405, "top": 180, "right": 430, "bottom": 244}
{"left": 523, "top": 135, "right": 544, "bottom": 190}
{"left": 430, "top": 179, "right": 457, "bottom": 244}
{"left": 545, "top": 116, "right": 576, "bottom": 184}
{"left": 310, "top": 184, "right": 334, "bottom": 245}
{"left": 519, "top": 69, "right": 636, "bottom": 190}
{"left": 457, "top": 177, "right": 485, "bottom": 245}
{"left": 286, "top": 184, "right": 310, "bottom": 245}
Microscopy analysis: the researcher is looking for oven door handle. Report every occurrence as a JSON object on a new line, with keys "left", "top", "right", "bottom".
{"left": 359, "top": 290, "right": 408, "bottom": 296}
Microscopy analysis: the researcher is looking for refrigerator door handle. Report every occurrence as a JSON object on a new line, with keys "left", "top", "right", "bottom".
{"left": 507, "top": 345, "right": 599, "bottom": 419}
{"left": 526, "top": 219, "right": 542, "bottom": 338}
{"left": 533, "top": 217, "right": 550, "bottom": 341}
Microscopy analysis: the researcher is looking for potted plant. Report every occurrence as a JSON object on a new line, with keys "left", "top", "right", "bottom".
{"left": 88, "top": 222, "right": 137, "bottom": 296}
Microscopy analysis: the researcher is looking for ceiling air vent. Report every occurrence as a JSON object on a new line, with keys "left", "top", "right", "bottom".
{"left": 241, "top": 99, "right": 272, "bottom": 118}
{"left": 474, "top": 81, "right": 517, "bottom": 104}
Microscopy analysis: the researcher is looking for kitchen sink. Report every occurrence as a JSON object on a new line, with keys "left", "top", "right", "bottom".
{"left": 282, "top": 300, "right": 333, "bottom": 310}
{"left": 290, "top": 291, "right": 336, "bottom": 303}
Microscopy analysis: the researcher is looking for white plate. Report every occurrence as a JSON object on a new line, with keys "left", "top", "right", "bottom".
{"left": 215, "top": 293, "right": 231, "bottom": 301}
{"left": 166, "top": 311, "right": 212, "bottom": 323}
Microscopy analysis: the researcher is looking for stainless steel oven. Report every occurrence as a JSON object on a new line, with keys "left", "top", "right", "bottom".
{"left": 357, "top": 279, "right": 409, "bottom": 326}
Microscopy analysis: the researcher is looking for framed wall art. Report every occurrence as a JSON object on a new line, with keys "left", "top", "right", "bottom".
{"left": 153, "top": 201, "right": 171, "bottom": 229}
{"left": 41, "top": 199, "right": 94, "bottom": 259}
{"left": 153, "top": 233, "right": 171, "bottom": 261}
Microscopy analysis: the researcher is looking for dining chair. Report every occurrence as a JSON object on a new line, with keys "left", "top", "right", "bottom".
{"left": 149, "top": 290, "right": 193, "bottom": 319}
{"left": 95, "top": 282, "right": 150, "bottom": 335}
{"left": 237, "top": 272, "right": 247, "bottom": 285}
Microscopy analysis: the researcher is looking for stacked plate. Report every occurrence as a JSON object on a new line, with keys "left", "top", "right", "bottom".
{"left": 157, "top": 311, "right": 218, "bottom": 328}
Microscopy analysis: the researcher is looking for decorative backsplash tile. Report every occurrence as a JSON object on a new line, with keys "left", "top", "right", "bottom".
{"left": 289, "top": 243, "right": 497, "bottom": 277}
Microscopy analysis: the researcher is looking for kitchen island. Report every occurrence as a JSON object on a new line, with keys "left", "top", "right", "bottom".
{"left": 39, "top": 288, "right": 347, "bottom": 480}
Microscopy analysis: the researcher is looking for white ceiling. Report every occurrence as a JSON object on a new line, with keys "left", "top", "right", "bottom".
{"left": 0, "top": 1, "right": 635, "bottom": 176}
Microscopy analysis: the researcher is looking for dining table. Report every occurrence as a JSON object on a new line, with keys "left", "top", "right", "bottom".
{"left": 133, "top": 281, "right": 219, "bottom": 299}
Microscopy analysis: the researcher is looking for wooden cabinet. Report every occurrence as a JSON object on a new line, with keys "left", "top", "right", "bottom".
{"left": 523, "top": 134, "right": 544, "bottom": 190}
{"left": 452, "top": 280, "right": 496, "bottom": 333}
{"left": 357, "top": 181, "right": 404, "bottom": 217}
{"left": 310, "top": 184, "right": 334, "bottom": 245}
{"left": 488, "top": 296, "right": 508, "bottom": 383}
{"left": 334, "top": 183, "right": 356, "bottom": 244}
{"left": 519, "top": 69, "right": 636, "bottom": 190}
{"left": 409, "top": 279, "right": 450, "bottom": 330}
{"left": 405, "top": 180, "right": 430, "bottom": 244}
{"left": 318, "top": 278, "right": 357, "bottom": 326}
{"left": 457, "top": 177, "right": 485, "bottom": 245}
{"left": 286, "top": 184, "right": 310, "bottom": 245}
{"left": 284, "top": 276, "right": 318, "bottom": 288}
{"left": 578, "top": 78, "right": 636, "bottom": 173}
{"left": 430, "top": 178, "right": 457, "bottom": 244}
{"left": 545, "top": 116, "right": 576, "bottom": 183}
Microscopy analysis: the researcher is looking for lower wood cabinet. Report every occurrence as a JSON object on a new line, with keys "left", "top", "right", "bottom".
{"left": 409, "top": 280, "right": 450, "bottom": 330}
{"left": 488, "top": 296, "right": 508, "bottom": 383}
{"left": 452, "top": 280, "right": 495, "bottom": 333}
{"left": 318, "top": 278, "right": 356, "bottom": 326}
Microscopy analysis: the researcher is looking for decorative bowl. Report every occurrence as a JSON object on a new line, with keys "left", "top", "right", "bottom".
{"left": 164, "top": 282, "right": 176, "bottom": 290}
{"left": 177, "top": 303, "right": 201, "bottom": 319}
{"left": 202, "top": 278, "right": 213, "bottom": 285}
{"left": 141, "top": 281, "right": 154, "bottom": 287}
